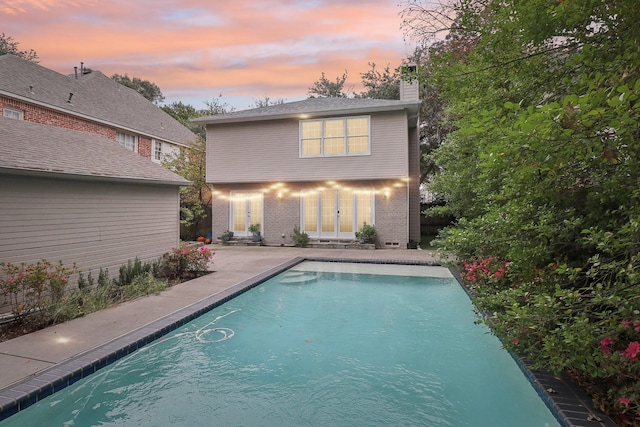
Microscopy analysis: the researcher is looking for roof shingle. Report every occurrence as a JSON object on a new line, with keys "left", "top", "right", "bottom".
{"left": 0, "top": 54, "right": 196, "bottom": 145}
{"left": 0, "top": 116, "right": 191, "bottom": 185}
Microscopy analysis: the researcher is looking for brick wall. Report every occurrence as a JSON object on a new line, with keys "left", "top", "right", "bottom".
{"left": 1, "top": 95, "right": 151, "bottom": 160}
{"left": 210, "top": 180, "right": 409, "bottom": 247}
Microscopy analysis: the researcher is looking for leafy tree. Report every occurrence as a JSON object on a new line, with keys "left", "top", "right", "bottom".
{"left": 161, "top": 101, "right": 206, "bottom": 139}
{"left": 308, "top": 71, "right": 350, "bottom": 98}
{"left": 250, "top": 96, "right": 285, "bottom": 108}
{"left": 406, "top": 0, "right": 640, "bottom": 422}
{"left": 0, "top": 33, "right": 38, "bottom": 62}
{"left": 202, "top": 95, "right": 235, "bottom": 115}
{"left": 111, "top": 73, "right": 164, "bottom": 104}
{"left": 355, "top": 62, "right": 400, "bottom": 100}
{"left": 162, "top": 135, "right": 210, "bottom": 240}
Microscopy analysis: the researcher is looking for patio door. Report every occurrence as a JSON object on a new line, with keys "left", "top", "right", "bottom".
{"left": 230, "top": 192, "right": 263, "bottom": 236}
{"left": 303, "top": 190, "right": 373, "bottom": 238}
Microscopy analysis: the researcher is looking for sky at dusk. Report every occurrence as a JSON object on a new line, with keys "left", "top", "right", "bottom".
{"left": 2, "top": 0, "right": 417, "bottom": 110}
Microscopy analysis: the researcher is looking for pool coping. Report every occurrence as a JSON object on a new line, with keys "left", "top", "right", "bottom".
{"left": 0, "top": 257, "right": 616, "bottom": 426}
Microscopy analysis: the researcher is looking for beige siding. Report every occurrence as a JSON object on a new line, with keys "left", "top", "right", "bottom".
{"left": 206, "top": 111, "right": 409, "bottom": 183}
{"left": 0, "top": 175, "right": 180, "bottom": 280}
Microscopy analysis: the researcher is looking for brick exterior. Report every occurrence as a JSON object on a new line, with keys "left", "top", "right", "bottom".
{"left": 1, "top": 95, "right": 153, "bottom": 159}
{"left": 211, "top": 180, "right": 409, "bottom": 248}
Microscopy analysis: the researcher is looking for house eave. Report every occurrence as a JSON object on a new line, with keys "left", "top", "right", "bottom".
{"left": 0, "top": 166, "right": 192, "bottom": 186}
{"left": 192, "top": 102, "right": 421, "bottom": 127}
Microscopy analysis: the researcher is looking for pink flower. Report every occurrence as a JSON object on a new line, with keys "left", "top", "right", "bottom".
{"left": 6, "top": 277, "right": 14, "bottom": 284}
{"left": 623, "top": 319, "right": 632, "bottom": 329}
{"left": 513, "top": 338, "right": 520, "bottom": 345}
{"left": 600, "top": 337, "right": 613, "bottom": 354}
{"left": 619, "top": 397, "right": 631, "bottom": 407}
{"left": 634, "top": 320, "right": 640, "bottom": 332}
{"left": 623, "top": 341, "right": 640, "bottom": 361}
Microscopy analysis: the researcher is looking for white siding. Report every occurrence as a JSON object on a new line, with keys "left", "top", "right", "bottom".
{"left": 206, "top": 111, "right": 409, "bottom": 183}
{"left": 0, "top": 175, "right": 180, "bottom": 280}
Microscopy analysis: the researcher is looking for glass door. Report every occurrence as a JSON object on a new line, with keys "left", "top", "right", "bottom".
{"left": 303, "top": 190, "right": 373, "bottom": 238}
{"left": 230, "top": 192, "right": 263, "bottom": 236}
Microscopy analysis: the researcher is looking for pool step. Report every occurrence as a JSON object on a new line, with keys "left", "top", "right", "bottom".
{"left": 280, "top": 271, "right": 319, "bottom": 285}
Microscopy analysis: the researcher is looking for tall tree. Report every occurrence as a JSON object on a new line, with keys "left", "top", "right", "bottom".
{"left": 308, "top": 71, "right": 350, "bottom": 98}
{"left": 111, "top": 73, "right": 164, "bottom": 104}
{"left": 161, "top": 101, "right": 206, "bottom": 139}
{"left": 356, "top": 62, "right": 400, "bottom": 100}
{"left": 405, "top": 0, "right": 640, "bottom": 422}
{"left": 250, "top": 96, "right": 285, "bottom": 108}
{"left": 0, "top": 33, "right": 38, "bottom": 62}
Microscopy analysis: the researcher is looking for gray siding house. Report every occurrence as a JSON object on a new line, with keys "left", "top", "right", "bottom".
{"left": 0, "top": 117, "right": 190, "bottom": 282}
{"left": 194, "top": 84, "right": 421, "bottom": 248}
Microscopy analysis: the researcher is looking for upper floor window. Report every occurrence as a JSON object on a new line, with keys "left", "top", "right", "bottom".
{"left": 153, "top": 140, "right": 163, "bottom": 162}
{"left": 116, "top": 132, "right": 137, "bottom": 152}
{"left": 3, "top": 107, "right": 24, "bottom": 120}
{"left": 300, "top": 116, "right": 370, "bottom": 157}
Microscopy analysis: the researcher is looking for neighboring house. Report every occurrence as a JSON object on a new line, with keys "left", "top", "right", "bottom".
{"left": 0, "top": 54, "right": 196, "bottom": 164}
{"left": 193, "top": 79, "right": 421, "bottom": 248}
{"left": 0, "top": 117, "right": 190, "bottom": 289}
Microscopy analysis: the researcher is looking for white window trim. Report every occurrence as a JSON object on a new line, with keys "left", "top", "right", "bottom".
{"left": 299, "top": 189, "right": 375, "bottom": 238}
{"left": 152, "top": 139, "right": 163, "bottom": 163}
{"left": 116, "top": 131, "right": 137, "bottom": 152}
{"left": 299, "top": 115, "right": 371, "bottom": 158}
{"left": 3, "top": 107, "right": 24, "bottom": 120}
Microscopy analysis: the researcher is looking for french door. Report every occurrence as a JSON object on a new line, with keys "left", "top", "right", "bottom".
{"left": 302, "top": 190, "right": 373, "bottom": 238}
{"left": 230, "top": 192, "right": 263, "bottom": 236}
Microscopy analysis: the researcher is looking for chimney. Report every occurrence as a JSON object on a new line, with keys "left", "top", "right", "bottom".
{"left": 74, "top": 66, "right": 78, "bottom": 79}
{"left": 400, "top": 63, "right": 419, "bottom": 101}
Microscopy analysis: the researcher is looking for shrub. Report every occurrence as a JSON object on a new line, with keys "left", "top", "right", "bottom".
{"left": 291, "top": 225, "right": 310, "bottom": 247}
{"left": 355, "top": 222, "right": 376, "bottom": 243}
{"left": 161, "top": 243, "right": 214, "bottom": 280}
{"left": 0, "top": 260, "right": 78, "bottom": 323}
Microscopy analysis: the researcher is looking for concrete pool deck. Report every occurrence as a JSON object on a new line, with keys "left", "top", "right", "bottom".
{"left": 0, "top": 246, "right": 615, "bottom": 426}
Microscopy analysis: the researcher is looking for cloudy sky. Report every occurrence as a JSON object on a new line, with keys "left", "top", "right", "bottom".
{"left": 3, "top": 0, "right": 415, "bottom": 110}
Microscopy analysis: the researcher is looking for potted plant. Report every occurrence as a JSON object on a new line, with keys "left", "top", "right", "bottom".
{"left": 355, "top": 222, "right": 376, "bottom": 244}
{"left": 221, "top": 229, "right": 234, "bottom": 243}
{"left": 248, "top": 223, "right": 262, "bottom": 242}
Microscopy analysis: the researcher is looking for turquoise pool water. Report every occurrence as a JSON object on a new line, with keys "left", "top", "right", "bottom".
{"left": 2, "top": 262, "right": 560, "bottom": 426}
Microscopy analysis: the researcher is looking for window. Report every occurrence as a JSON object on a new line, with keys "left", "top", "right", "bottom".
{"left": 153, "top": 140, "right": 163, "bottom": 162}
{"left": 3, "top": 107, "right": 23, "bottom": 120}
{"left": 300, "top": 116, "right": 370, "bottom": 157}
{"left": 116, "top": 132, "right": 137, "bottom": 152}
{"left": 301, "top": 189, "right": 374, "bottom": 238}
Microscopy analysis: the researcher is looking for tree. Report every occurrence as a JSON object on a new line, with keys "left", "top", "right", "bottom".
{"left": 308, "top": 71, "right": 350, "bottom": 98}
{"left": 250, "top": 96, "right": 285, "bottom": 108}
{"left": 162, "top": 135, "right": 210, "bottom": 240}
{"left": 355, "top": 62, "right": 400, "bottom": 100}
{"left": 406, "top": 0, "right": 640, "bottom": 422}
{"left": 161, "top": 101, "right": 206, "bottom": 139}
{"left": 0, "top": 33, "right": 38, "bottom": 62}
{"left": 111, "top": 73, "right": 164, "bottom": 104}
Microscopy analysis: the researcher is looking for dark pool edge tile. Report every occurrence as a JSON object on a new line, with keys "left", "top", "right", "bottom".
{"left": 448, "top": 265, "right": 616, "bottom": 427}
{"left": 0, "top": 257, "right": 305, "bottom": 421}
{"left": 0, "top": 256, "right": 614, "bottom": 426}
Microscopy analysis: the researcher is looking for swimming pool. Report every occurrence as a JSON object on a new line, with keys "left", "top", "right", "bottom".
{"left": 1, "top": 262, "right": 561, "bottom": 426}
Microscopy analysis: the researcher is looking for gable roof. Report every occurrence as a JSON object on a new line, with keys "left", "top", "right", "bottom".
{"left": 0, "top": 116, "right": 190, "bottom": 185}
{"left": 0, "top": 54, "right": 196, "bottom": 146}
{"left": 192, "top": 97, "right": 421, "bottom": 127}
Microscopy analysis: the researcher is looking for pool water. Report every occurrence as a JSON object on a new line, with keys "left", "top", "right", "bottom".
{"left": 2, "top": 262, "right": 560, "bottom": 426}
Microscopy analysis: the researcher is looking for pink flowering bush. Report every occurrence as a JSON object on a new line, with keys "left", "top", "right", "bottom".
{"left": 160, "top": 243, "right": 214, "bottom": 280}
{"left": 461, "top": 253, "right": 510, "bottom": 288}
{"left": 0, "top": 260, "right": 78, "bottom": 322}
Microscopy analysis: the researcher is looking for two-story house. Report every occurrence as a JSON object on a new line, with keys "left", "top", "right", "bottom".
{"left": 0, "top": 54, "right": 196, "bottom": 162}
{"left": 194, "top": 79, "right": 421, "bottom": 248}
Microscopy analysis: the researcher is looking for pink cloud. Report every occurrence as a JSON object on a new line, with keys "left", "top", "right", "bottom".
{"left": 3, "top": 0, "right": 413, "bottom": 109}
